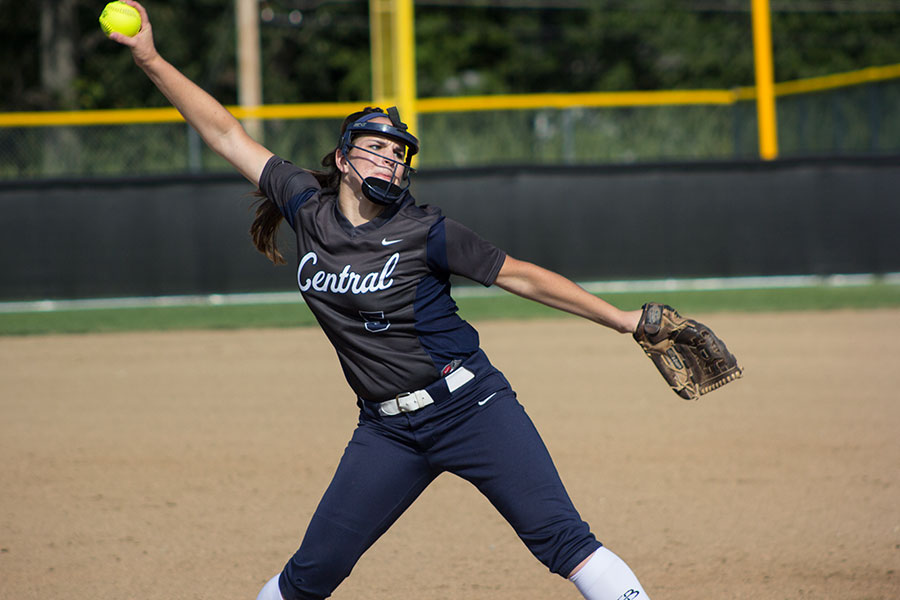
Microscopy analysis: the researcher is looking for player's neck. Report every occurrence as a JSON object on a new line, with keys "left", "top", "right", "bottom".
{"left": 338, "top": 186, "right": 384, "bottom": 227}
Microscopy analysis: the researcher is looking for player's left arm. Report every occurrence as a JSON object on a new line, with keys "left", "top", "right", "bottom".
{"left": 494, "top": 255, "right": 641, "bottom": 334}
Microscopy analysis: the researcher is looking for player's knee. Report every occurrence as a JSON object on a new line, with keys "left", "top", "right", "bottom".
{"left": 520, "top": 521, "right": 600, "bottom": 577}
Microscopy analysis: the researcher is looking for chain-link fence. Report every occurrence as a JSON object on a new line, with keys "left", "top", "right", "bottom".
{"left": 1, "top": 79, "right": 898, "bottom": 180}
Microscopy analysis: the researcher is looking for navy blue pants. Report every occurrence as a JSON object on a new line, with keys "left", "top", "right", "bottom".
{"left": 279, "top": 352, "right": 600, "bottom": 600}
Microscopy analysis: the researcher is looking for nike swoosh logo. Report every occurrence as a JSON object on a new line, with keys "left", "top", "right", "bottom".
{"left": 381, "top": 238, "right": 403, "bottom": 246}
{"left": 477, "top": 392, "right": 497, "bottom": 406}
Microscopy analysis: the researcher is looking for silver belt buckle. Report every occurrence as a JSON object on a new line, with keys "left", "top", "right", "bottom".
{"left": 395, "top": 391, "right": 414, "bottom": 413}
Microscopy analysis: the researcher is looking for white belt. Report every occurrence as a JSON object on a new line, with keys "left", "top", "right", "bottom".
{"left": 378, "top": 389, "right": 435, "bottom": 416}
{"left": 377, "top": 366, "right": 475, "bottom": 417}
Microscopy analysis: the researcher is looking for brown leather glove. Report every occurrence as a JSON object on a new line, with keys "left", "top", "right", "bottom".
{"left": 633, "top": 303, "right": 743, "bottom": 400}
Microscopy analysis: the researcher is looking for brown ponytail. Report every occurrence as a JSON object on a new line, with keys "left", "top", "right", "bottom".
{"left": 250, "top": 192, "right": 288, "bottom": 265}
{"left": 248, "top": 106, "right": 387, "bottom": 265}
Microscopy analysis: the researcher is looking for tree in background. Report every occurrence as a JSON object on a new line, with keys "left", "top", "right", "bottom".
{"left": 1, "top": 1, "right": 899, "bottom": 109}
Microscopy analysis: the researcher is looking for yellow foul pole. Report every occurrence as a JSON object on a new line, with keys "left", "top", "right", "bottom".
{"left": 369, "top": 0, "right": 419, "bottom": 143}
{"left": 751, "top": 0, "right": 778, "bottom": 160}
{"left": 369, "top": 0, "right": 391, "bottom": 105}
{"left": 393, "top": 0, "right": 419, "bottom": 138}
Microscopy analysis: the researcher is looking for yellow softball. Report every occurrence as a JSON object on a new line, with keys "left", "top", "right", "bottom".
{"left": 99, "top": 1, "right": 142, "bottom": 38}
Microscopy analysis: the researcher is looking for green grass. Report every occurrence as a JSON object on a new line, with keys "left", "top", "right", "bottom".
{"left": 1, "top": 284, "right": 899, "bottom": 336}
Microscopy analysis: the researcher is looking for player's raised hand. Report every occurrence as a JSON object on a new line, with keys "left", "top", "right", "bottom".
{"left": 107, "top": 0, "right": 159, "bottom": 68}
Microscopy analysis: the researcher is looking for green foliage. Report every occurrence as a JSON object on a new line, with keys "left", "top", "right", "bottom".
{"left": 0, "top": 0, "right": 43, "bottom": 110}
{"left": 82, "top": 0, "right": 240, "bottom": 109}
{"left": 772, "top": 8, "right": 900, "bottom": 80}
{"left": 259, "top": 3, "right": 371, "bottom": 103}
{"left": 413, "top": 3, "right": 756, "bottom": 96}
{"left": 3, "top": 2, "right": 900, "bottom": 111}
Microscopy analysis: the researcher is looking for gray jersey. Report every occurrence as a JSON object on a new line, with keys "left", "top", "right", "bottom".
{"left": 260, "top": 156, "right": 506, "bottom": 402}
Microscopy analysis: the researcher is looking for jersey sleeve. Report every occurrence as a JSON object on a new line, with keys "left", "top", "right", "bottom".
{"left": 426, "top": 217, "right": 507, "bottom": 287}
{"left": 258, "top": 155, "right": 321, "bottom": 230}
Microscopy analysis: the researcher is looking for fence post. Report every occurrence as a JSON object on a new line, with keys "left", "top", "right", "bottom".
{"left": 236, "top": 0, "right": 263, "bottom": 142}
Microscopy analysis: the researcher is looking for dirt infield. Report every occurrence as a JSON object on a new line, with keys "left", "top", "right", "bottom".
{"left": 1, "top": 310, "right": 898, "bottom": 600}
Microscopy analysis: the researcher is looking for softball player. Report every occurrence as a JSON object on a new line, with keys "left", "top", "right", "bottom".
{"left": 113, "top": 3, "right": 651, "bottom": 599}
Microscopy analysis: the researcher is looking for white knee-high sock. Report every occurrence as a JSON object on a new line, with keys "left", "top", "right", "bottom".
{"left": 568, "top": 547, "right": 650, "bottom": 600}
{"left": 256, "top": 574, "right": 284, "bottom": 600}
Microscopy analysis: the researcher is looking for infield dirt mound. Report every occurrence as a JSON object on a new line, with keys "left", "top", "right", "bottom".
{"left": 1, "top": 310, "right": 898, "bottom": 599}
